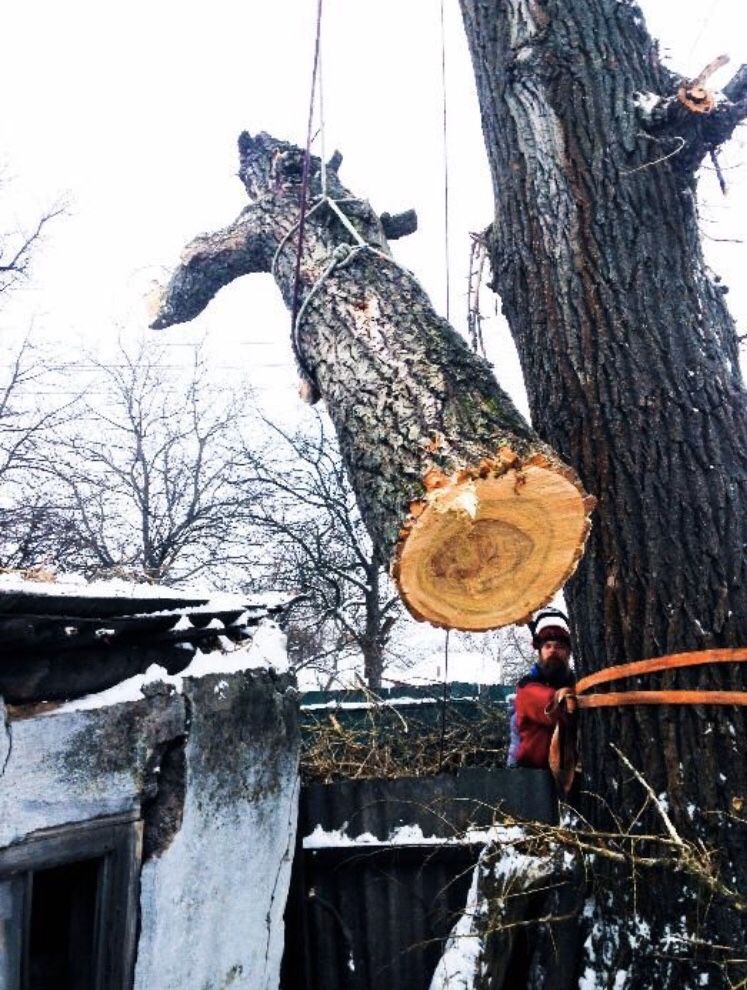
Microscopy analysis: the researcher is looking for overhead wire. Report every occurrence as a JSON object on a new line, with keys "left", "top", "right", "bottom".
{"left": 289, "top": 0, "right": 325, "bottom": 391}
{"left": 438, "top": 1, "right": 453, "bottom": 764}
{"left": 687, "top": 0, "right": 723, "bottom": 61}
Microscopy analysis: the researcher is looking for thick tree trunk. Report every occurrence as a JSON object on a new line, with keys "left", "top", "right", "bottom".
{"left": 152, "top": 132, "right": 593, "bottom": 632}
{"left": 459, "top": 0, "right": 747, "bottom": 984}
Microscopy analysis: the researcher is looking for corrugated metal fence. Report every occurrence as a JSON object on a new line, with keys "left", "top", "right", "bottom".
{"left": 282, "top": 768, "right": 557, "bottom": 990}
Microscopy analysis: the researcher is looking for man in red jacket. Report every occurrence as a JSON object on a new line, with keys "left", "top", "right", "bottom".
{"left": 513, "top": 608, "right": 575, "bottom": 769}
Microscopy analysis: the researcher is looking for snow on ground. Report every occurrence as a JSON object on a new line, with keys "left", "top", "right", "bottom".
{"left": 429, "top": 859, "right": 485, "bottom": 990}
{"left": 429, "top": 826, "right": 567, "bottom": 989}
{"left": 388, "top": 650, "right": 507, "bottom": 687}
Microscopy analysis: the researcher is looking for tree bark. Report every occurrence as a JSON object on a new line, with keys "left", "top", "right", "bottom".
{"left": 459, "top": 0, "right": 747, "bottom": 983}
{"left": 152, "top": 132, "right": 594, "bottom": 632}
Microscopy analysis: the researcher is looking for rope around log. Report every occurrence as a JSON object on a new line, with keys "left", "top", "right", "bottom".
{"left": 272, "top": 193, "right": 416, "bottom": 399}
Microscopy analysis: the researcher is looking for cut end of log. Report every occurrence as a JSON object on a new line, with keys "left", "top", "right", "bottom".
{"left": 393, "top": 453, "right": 593, "bottom": 631}
{"left": 677, "top": 84, "right": 716, "bottom": 114}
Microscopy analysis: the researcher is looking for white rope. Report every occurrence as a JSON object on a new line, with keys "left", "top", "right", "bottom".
{"left": 324, "top": 196, "right": 368, "bottom": 247}
{"left": 271, "top": 197, "right": 366, "bottom": 280}
{"left": 289, "top": 200, "right": 412, "bottom": 332}
{"left": 293, "top": 242, "right": 365, "bottom": 336}
{"left": 273, "top": 194, "right": 417, "bottom": 388}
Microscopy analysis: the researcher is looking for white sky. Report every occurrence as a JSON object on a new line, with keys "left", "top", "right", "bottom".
{"left": 1, "top": 0, "right": 745, "bottom": 419}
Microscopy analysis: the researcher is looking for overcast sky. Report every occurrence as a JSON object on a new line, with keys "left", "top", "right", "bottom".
{"left": 1, "top": 0, "right": 745, "bottom": 420}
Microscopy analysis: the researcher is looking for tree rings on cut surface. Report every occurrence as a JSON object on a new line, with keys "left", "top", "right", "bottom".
{"left": 677, "top": 84, "right": 716, "bottom": 115}
{"left": 393, "top": 453, "right": 593, "bottom": 631}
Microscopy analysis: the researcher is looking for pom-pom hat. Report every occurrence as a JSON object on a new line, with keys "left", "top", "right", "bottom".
{"left": 530, "top": 607, "right": 571, "bottom": 649}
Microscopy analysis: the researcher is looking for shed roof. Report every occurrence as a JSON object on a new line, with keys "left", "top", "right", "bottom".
{"left": 0, "top": 574, "right": 290, "bottom": 705}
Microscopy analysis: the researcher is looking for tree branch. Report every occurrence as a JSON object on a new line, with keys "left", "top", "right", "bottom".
{"left": 380, "top": 209, "right": 418, "bottom": 240}
{"left": 150, "top": 203, "right": 274, "bottom": 329}
{"left": 723, "top": 63, "right": 747, "bottom": 103}
{"left": 635, "top": 61, "right": 747, "bottom": 175}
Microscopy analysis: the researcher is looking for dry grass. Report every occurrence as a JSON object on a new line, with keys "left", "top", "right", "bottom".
{"left": 300, "top": 692, "right": 509, "bottom": 783}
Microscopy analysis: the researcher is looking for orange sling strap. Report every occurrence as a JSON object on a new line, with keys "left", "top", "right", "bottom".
{"left": 548, "top": 647, "right": 747, "bottom": 793}
{"left": 574, "top": 647, "right": 747, "bottom": 707}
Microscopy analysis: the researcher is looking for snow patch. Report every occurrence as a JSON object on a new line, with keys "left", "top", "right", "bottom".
{"left": 629, "top": 915, "right": 651, "bottom": 949}
{"left": 302, "top": 695, "right": 447, "bottom": 711}
{"left": 243, "top": 619, "right": 289, "bottom": 673}
{"left": 47, "top": 620, "right": 288, "bottom": 714}
{"left": 429, "top": 860, "right": 484, "bottom": 990}
{"left": 303, "top": 822, "right": 503, "bottom": 850}
{"left": 54, "top": 664, "right": 172, "bottom": 712}
{"left": 578, "top": 967, "right": 600, "bottom": 989}
{"left": 633, "top": 91, "right": 661, "bottom": 114}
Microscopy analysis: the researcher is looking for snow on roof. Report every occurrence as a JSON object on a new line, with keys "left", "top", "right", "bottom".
{"left": 0, "top": 572, "right": 192, "bottom": 600}
{"left": 0, "top": 573, "right": 293, "bottom": 706}
{"left": 0, "top": 572, "right": 290, "bottom": 611}
{"left": 48, "top": 619, "right": 289, "bottom": 715}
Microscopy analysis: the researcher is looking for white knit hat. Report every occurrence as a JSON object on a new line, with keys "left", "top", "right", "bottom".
{"left": 531, "top": 607, "right": 571, "bottom": 647}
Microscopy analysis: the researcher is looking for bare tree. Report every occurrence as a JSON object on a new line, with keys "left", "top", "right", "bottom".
{"left": 0, "top": 338, "right": 65, "bottom": 483}
{"left": 0, "top": 188, "right": 63, "bottom": 298}
{"left": 0, "top": 185, "right": 69, "bottom": 570}
{"left": 42, "top": 340, "right": 252, "bottom": 585}
{"left": 239, "top": 410, "right": 404, "bottom": 689}
{"left": 453, "top": 624, "right": 534, "bottom": 686}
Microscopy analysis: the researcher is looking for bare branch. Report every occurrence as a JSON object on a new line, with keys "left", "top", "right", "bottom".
{"left": 150, "top": 203, "right": 274, "bottom": 329}
{"left": 0, "top": 204, "right": 65, "bottom": 294}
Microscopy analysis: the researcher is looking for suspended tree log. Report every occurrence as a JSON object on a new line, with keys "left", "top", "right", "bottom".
{"left": 151, "top": 132, "right": 594, "bottom": 630}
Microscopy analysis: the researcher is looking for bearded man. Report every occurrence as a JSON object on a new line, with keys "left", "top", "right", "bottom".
{"left": 508, "top": 607, "right": 576, "bottom": 769}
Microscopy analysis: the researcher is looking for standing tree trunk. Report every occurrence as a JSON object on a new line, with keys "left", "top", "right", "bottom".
{"left": 459, "top": 0, "right": 747, "bottom": 984}
{"left": 153, "top": 132, "right": 594, "bottom": 632}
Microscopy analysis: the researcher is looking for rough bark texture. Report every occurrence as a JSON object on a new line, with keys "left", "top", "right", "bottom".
{"left": 153, "top": 132, "right": 593, "bottom": 631}
{"left": 459, "top": 0, "right": 747, "bottom": 984}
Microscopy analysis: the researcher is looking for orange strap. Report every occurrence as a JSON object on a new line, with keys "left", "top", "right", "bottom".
{"left": 577, "top": 690, "right": 747, "bottom": 708}
{"left": 547, "top": 648, "right": 747, "bottom": 795}
{"left": 576, "top": 647, "right": 747, "bottom": 694}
